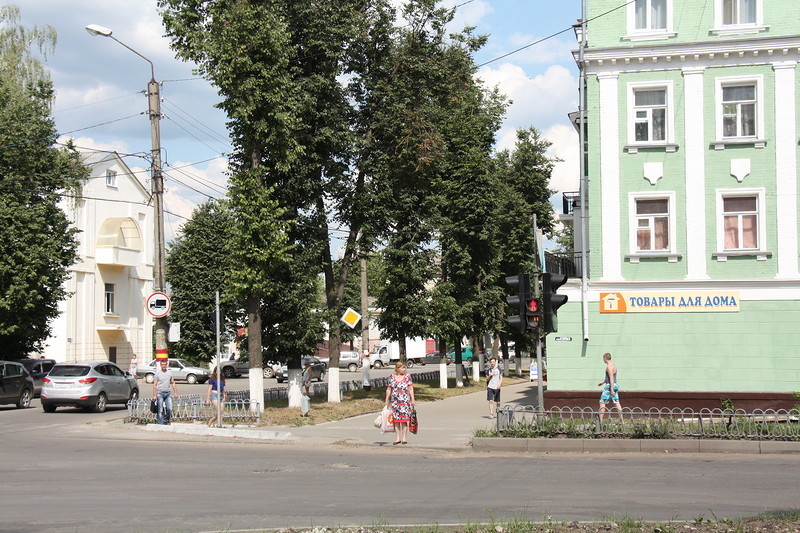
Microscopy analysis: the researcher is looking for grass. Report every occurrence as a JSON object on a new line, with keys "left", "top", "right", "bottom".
{"left": 258, "top": 375, "right": 526, "bottom": 427}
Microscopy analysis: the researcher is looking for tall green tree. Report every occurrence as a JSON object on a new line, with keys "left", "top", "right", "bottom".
{"left": 166, "top": 199, "right": 236, "bottom": 365}
{"left": 0, "top": 6, "right": 87, "bottom": 358}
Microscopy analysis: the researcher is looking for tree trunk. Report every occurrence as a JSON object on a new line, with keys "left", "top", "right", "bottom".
{"left": 247, "top": 295, "right": 265, "bottom": 412}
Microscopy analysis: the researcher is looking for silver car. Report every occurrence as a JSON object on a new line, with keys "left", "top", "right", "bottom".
{"left": 40, "top": 361, "right": 139, "bottom": 413}
{"left": 138, "top": 358, "right": 210, "bottom": 384}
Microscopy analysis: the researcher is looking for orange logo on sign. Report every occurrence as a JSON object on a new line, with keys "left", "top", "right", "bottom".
{"left": 599, "top": 293, "right": 627, "bottom": 313}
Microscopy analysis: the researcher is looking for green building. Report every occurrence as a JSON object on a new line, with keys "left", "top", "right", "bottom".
{"left": 550, "top": 0, "right": 800, "bottom": 400}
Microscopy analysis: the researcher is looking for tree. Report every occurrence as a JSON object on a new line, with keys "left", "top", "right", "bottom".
{"left": 0, "top": 6, "right": 88, "bottom": 358}
{"left": 166, "top": 199, "right": 236, "bottom": 366}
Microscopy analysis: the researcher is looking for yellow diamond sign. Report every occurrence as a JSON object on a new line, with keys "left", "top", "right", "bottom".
{"left": 340, "top": 307, "right": 362, "bottom": 329}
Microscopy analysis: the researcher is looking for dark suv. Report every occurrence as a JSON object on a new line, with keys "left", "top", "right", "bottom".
{"left": 19, "top": 358, "right": 56, "bottom": 397}
{"left": 0, "top": 360, "right": 34, "bottom": 408}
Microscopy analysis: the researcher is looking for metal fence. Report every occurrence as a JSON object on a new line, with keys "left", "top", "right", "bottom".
{"left": 127, "top": 394, "right": 261, "bottom": 425}
{"left": 496, "top": 405, "right": 800, "bottom": 441}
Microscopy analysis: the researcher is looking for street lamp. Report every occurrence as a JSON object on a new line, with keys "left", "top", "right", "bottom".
{"left": 86, "top": 24, "right": 169, "bottom": 361}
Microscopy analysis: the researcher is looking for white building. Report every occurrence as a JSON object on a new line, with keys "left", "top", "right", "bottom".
{"left": 43, "top": 151, "right": 154, "bottom": 367}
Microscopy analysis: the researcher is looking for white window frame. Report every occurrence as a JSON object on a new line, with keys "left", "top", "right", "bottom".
{"left": 712, "top": 75, "right": 766, "bottom": 149}
{"left": 626, "top": 191, "right": 679, "bottom": 263}
{"left": 104, "top": 283, "right": 116, "bottom": 314}
{"left": 105, "top": 169, "right": 118, "bottom": 188}
{"left": 626, "top": 81, "right": 677, "bottom": 152}
{"left": 711, "top": 0, "right": 767, "bottom": 35}
{"left": 625, "top": 0, "right": 675, "bottom": 41}
{"left": 713, "top": 188, "right": 770, "bottom": 261}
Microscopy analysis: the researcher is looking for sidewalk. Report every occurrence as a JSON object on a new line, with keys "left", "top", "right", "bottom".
{"left": 141, "top": 379, "right": 538, "bottom": 450}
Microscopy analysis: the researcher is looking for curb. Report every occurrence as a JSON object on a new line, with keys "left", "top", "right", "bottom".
{"left": 472, "top": 437, "right": 800, "bottom": 454}
{"left": 142, "top": 423, "right": 294, "bottom": 441}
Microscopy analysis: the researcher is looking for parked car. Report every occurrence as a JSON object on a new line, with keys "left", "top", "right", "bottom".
{"left": 0, "top": 360, "right": 34, "bottom": 409}
{"left": 18, "top": 358, "right": 56, "bottom": 397}
{"left": 138, "top": 358, "right": 210, "bottom": 384}
{"left": 275, "top": 356, "right": 326, "bottom": 383}
{"left": 317, "top": 351, "right": 362, "bottom": 372}
{"left": 40, "top": 361, "right": 139, "bottom": 413}
{"left": 221, "top": 354, "right": 282, "bottom": 379}
{"left": 417, "top": 352, "right": 454, "bottom": 366}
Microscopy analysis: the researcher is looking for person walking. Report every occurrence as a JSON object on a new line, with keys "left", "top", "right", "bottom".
{"left": 301, "top": 360, "right": 313, "bottom": 398}
{"left": 384, "top": 362, "right": 415, "bottom": 445}
{"left": 598, "top": 352, "right": 623, "bottom": 422}
{"left": 486, "top": 357, "right": 502, "bottom": 419}
{"left": 128, "top": 354, "right": 138, "bottom": 380}
{"left": 153, "top": 359, "right": 179, "bottom": 425}
{"left": 205, "top": 367, "right": 226, "bottom": 427}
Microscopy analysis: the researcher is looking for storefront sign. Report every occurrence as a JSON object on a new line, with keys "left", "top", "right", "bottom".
{"left": 600, "top": 291, "right": 740, "bottom": 313}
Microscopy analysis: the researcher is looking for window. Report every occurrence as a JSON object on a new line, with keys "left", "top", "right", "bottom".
{"left": 635, "top": 198, "right": 670, "bottom": 251}
{"left": 722, "top": 85, "right": 756, "bottom": 138}
{"left": 105, "top": 169, "right": 117, "bottom": 187}
{"left": 714, "top": 189, "right": 769, "bottom": 260}
{"left": 713, "top": 76, "right": 765, "bottom": 148}
{"left": 712, "top": 0, "right": 765, "bottom": 35}
{"left": 722, "top": 196, "right": 758, "bottom": 250}
{"left": 635, "top": 0, "right": 667, "bottom": 30}
{"left": 104, "top": 283, "right": 115, "bottom": 314}
{"left": 627, "top": 82, "right": 676, "bottom": 151}
{"left": 627, "top": 192, "right": 679, "bottom": 262}
{"left": 722, "top": 0, "right": 756, "bottom": 25}
{"left": 634, "top": 89, "right": 666, "bottom": 142}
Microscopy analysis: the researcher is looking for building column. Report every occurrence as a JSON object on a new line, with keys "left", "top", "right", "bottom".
{"left": 598, "top": 72, "right": 623, "bottom": 281}
{"left": 773, "top": 61, "right": 799, "bottom": 279}
{"left": 682, "top": 67, "right": 709, "bottom": 280}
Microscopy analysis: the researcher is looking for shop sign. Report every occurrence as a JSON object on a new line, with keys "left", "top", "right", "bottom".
{"left": 600, "top": 291, "right": 740, "bottom": 313}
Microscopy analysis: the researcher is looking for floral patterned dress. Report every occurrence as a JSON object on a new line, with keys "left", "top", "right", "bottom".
{"left": 387, "top": 373, "right": 413, "bottom": 423}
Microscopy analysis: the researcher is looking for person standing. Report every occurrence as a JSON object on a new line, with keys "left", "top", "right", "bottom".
{"left": 486, "top": 357, "right": 502, "bottom": 419}
{"left": 301, "top": 360, "right": 313, "bottom": 398}
{"left": 598, "top": 352, "right": 623, "bottom": 421}
{"left": 384, "top": 362, "right": 415, "bottom": 445}
{"left": 153, "top": 359, "right": 179, "bottom": 425}
{"left": 205, "top": 367, "right": 226, "bottom": 427}
{"left": 129, "top": 354, "right": 138, "bottom": 380}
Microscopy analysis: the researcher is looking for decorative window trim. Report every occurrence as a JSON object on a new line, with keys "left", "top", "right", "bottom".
{"left": 711, "top": 0, "right": 766, "bottom": 35}
{"left": 626, "top": 0, "right": 674, "bottom": 39}
{"left": 713, "top": 75, "right": 765, "bottom": 148}
{"left": 628, "top": 191, "right": 678, "bottom": 257}
{"left": 105, "top": 168, "right": 118, "bottom": 188}
{"left": 627, "top": 81, "right": 676, "bottom": 149}
{"left": 714, "top": 187, "right": 767, "bottom": 260}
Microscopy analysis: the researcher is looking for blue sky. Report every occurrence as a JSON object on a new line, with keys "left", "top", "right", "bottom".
{"left": 18, "top": 0, "right": 581, "bottom": 240}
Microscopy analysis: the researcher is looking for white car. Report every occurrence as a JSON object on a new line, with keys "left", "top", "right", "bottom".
{"left": 317, "top": 351, "right": 362, "bottom": 372}
{"left": 138, "top": 358, "right": 210, "bottom": 384}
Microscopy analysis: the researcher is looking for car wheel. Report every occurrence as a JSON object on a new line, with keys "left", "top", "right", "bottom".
{"left": 263, "top": 366, "right": 275, "bottom": 379}
{"left": 186, "top": 374, "right": 198, "bottom": 384}
{"left": 16, "top": 388, "right": 32, "bottom": 409}
{"left": 222, "top": 366, "right": 235, "bottom": 379}
{"left": 42, "top": 403, "right": 56, "bottom": 413}
{"left": 93, "top": 393, "right": 107, "bottom": 413}
{"left": 373, "top": 360, "right": 383, "bottom": 369}
{"left": 348, "top": 363, "right": 358, "bottom": 372}
{"left": 317, "top": 370, "right": 326, "bottom": 382}
{"left": 276, "top": 378, "right": 284, "bottom": 383}
{"left": 405, "top": 359, "right": 414, "bottom": 368}
{"left": 129, "top": 389, "right": 139, "bottom": 403}
{"left": 145, "top": 373, "right": 154, "bottom": 384}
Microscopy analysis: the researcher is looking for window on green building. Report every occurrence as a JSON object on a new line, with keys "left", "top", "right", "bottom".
{"left": 635, "top": 198, "right": 669, "bottom": 251}
{"left": 635, "top": 0, "right": 667, "bottom": 30}
{"left": 722, "top": 85, "right": 756, "bottom": 138}
{"left": 722, "top": 0, "right": 756, "bottom": 25}
{"left": 723, "top": 196, "right": 758, "bottom": 250}
{"left": 633, "top": 89, "right": 666, "bottom": 142}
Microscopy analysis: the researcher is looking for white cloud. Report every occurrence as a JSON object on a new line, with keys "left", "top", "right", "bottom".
{"left": 544, "top": 123, "right": 579, "bottom": 194}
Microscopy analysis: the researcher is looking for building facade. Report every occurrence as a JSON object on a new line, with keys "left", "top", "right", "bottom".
{"left": 550, "top": 0, "right": 800, "bottom": 395}
{"left": 42, "top": 151, "right": 154, "bottom": 368}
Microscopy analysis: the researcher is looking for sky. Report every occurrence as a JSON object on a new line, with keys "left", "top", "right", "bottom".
{"left": 17, "top": 0, "right": 582, "bottom": 242}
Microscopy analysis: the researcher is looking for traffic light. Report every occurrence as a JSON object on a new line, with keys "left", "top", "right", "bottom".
{"left": 504, "top": 273, "right": 530, "bottom": 333}
{"left": 526, "top": 297, "right": 542, "bottom": 330}
{"left": 542, "top": 272, "right": 568, "bottom": 333}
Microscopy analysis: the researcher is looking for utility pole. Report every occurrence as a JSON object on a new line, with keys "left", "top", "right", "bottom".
{"left": 360, "top": 255, "right": 371, "bottom": 389}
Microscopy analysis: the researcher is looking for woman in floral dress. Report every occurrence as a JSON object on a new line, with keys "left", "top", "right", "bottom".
{"left": 384, "top": 362, "right": 415, "bottom": 444}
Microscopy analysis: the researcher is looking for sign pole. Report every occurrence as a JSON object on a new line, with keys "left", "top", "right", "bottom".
{"left": 215, "top": 291, "right": 221, "bottom": 427}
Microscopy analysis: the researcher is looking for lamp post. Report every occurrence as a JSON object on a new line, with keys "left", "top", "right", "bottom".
{"left": 86, "top": 24, "right": 168, "bottom": 361}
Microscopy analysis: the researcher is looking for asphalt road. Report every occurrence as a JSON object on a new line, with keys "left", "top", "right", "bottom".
{"left": 2, "top": 401, "right": 799, "bottom": 533}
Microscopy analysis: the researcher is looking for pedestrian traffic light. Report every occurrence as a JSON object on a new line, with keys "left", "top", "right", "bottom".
{"left": 542, "top": 272, "right": 568, "bottom": 333}
{"left": 504, "top": 273, "right": 530, "bottom": 333}
{"left": 526, "top": 298, "right": 542, "bottom": 330}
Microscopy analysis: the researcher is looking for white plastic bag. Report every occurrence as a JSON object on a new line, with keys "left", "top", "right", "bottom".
{"left": 380, "top": 406, "right": 391, "bottom": 433}
{"left": 373, "top": 412, "right": 382, "bottom": 428}
{"left": 300, "top": 394, "right": 310, "bottom": 415}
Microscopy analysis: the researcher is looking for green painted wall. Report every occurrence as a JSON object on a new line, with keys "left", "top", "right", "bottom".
{"left": 546, "top": 300, "right": 800, "bottom": 392}
{"left": 587, "top": 0, "right": 799, "bottom": 49}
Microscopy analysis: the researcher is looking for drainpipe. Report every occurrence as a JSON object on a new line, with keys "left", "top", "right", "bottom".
{"left": 579, "top": 0, "right": 589, "bottom": 342}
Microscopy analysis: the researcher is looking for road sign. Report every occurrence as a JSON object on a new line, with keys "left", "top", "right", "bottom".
{"left": 146, "top": 292, "right": 171, "bottom": 318}
{"left": 340, "top": 307, "right": 362, "bottom": 329}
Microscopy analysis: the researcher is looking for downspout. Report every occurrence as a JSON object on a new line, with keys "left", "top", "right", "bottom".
{"left": 579, "top": 0, "right": 589, "bottom": 342}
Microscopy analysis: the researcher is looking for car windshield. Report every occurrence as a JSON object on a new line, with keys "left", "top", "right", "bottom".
{"left": 48, "top": 365, "right": 90, "bottom": 377}
{"left": 175, "top": 359, "right": 190, "bottom": 367}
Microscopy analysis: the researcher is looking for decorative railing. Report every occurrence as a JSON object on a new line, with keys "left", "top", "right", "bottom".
{"left": 127, "top": 394, "right": 261, "bottom": 425}
{"left": 496, "top": 405, "right": 800, "bottom": 441}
